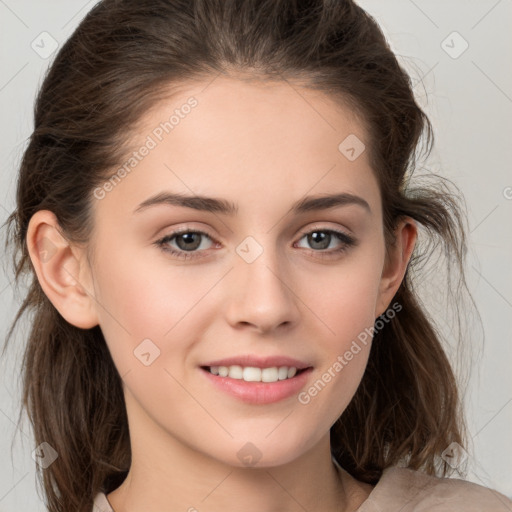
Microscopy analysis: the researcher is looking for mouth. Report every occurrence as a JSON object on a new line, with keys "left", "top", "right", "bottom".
{"left": 199, "top": 355, "right": 313, "bottom": 404}
{"left": 200, "top": 365, "right": 311, "bottom": 383}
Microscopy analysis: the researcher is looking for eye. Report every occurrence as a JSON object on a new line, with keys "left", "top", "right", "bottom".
{"left": 294, "top": 227, "right": 356, "bottom": 258}
{"left": 154, "top": 226, "right": 356, "bottom": 261}
{"left": 154, "top": 229, "right": 216, "bottom": 260}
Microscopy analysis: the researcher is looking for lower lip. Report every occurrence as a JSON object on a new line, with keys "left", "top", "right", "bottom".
{"left": 200, "top": 367, "right": 313, "bottom": 405}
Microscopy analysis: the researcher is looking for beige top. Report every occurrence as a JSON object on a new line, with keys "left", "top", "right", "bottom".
{"left": 92, "top": 463, "right": 512, "bottom": 511}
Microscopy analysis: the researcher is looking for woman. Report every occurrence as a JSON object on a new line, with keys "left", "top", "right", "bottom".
{"left": 4, "top": 0, "right": 511, "bottom": 510}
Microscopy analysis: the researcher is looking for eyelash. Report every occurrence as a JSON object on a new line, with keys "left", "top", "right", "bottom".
{"left": 154, "top": 226, "right": 356, "bottom": 261}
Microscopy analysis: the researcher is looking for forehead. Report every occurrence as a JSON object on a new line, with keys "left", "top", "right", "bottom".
{"left": 94, "top": 76, "right": 380, "bottom": 221}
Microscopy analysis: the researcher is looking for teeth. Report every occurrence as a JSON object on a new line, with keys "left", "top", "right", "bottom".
{"left": 243, "top": 367, "right": 261, "bottom": 381}
{"left": 261, "top": 367, "right": 277, "bottom": 382}
{"left": 278, "top": 366, "right": 289, "bottom": 380}
{"left": 287, "top": 367, "right": 297, "bottom": 378}
{"left": 208, "top": 365, "right": 300, "bottom": 382}
{"left": 229, "top": 365, "right": 243, "bottom": 379}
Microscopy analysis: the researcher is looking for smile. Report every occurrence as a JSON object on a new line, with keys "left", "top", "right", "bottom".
{"left": 205, "top": 365, "right": 304, "bottom": 382}
{"left": 200, "top": 365, "right": 313, "bottom": 404}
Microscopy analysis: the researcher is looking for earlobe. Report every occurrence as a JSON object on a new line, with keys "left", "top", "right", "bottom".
{"left": 375, "top": 218, "right": 417, "bottom": 317}
{"left": 26, "top": 210, "right": 99, "bottom": 329}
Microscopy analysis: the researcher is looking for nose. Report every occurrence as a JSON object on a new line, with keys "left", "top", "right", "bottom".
{"left": 223, "top": 241, "right": 301, "bottom": 334}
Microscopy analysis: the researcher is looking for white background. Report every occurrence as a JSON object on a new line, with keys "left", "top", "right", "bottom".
{"left": 1, "top": 0, "right": 511, "bottom": 509}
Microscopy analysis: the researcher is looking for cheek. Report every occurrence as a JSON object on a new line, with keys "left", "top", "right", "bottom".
{"left": 299, "top": 247, "right": 384, "bottom": 345}
{"left": 292, "top": 249, "right": 383, "bottom": 414}
{"left": 91, "top": 244, "right": 219, "bottom": 372}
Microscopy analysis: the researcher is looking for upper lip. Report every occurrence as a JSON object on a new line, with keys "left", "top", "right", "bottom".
{"left": 201, "top": 355, "right": 312, "bottom": 370}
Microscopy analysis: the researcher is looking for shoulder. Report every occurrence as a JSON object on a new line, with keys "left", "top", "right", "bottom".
{"left": 92, "top": 492, "right": 114, "bottom": 512}
{"left": 360, "top": 466, "right": 512, "bottom": 511}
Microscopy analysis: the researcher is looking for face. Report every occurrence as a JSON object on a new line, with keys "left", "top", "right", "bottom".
{"left": 64, "top": 76, "right": 403, "bottom": 468}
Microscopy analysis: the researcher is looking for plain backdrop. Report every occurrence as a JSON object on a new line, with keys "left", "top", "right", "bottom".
{"left": 0, "top": 1, "right": 511, "bottom": 509}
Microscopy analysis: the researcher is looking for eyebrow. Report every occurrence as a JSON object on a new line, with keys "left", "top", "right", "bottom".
{"left": 133, "top": 191, "right": 371, "bottom": 215}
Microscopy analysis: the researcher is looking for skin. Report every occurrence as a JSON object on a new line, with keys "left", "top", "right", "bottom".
{"left": 27, "top": 76, "right": 416, "bottom": 511}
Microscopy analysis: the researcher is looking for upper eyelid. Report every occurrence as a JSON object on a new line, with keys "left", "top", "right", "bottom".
{"left": 298, "top": 222, "right": 353, "bottom": 236}
{"left": 157, "top": 224, "right": 355, "bottom": 248}
{"left": 158, "top": 223, "right": 353, "bottom": 240}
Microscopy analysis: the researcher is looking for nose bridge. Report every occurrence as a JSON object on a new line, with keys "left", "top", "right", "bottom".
{"left": 225, "top": 234, "right": 299, "bottom": 331}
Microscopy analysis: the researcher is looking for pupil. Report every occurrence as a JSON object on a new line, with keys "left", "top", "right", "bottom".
{"left": 309, "top": 231, "right": 329, "bottom": 250}
{"left": 178, "top": 233, "right": 201, "bottom": 251}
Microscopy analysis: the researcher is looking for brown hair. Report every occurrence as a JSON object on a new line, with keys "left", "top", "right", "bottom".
{"left": 3, "top": 0, "right": 472, "bottom": 510}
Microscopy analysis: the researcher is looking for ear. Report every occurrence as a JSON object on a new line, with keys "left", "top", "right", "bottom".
{"left": 26, "top": 210, "right": 99, "bottom": 329}
{"left": 375, "top": 217, "right": 417, "bottom": 317}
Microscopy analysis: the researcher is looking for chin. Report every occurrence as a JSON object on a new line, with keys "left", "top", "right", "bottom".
{"left": 208, "top": 433, "right": 317, "bottom": 469}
